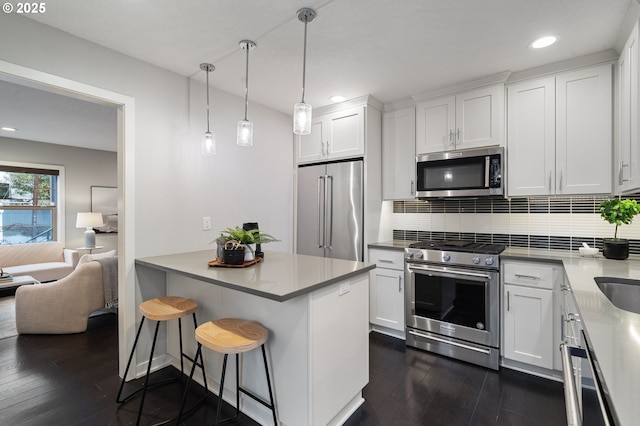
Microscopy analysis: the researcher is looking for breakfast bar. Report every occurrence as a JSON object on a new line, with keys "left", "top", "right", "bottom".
{"left": 135, "top": 250, "right": 375, "bottom": 426}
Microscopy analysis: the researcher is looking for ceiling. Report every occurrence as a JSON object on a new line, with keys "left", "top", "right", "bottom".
{"left": 1, "top": 0, "right": 636, "bottom": 152}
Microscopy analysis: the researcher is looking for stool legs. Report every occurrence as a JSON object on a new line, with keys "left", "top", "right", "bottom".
{"left": 177, "top": 343, "right": 277, "bottom": 426}
{"left": 116, "top": 314, "right": 205, "bottom": 426}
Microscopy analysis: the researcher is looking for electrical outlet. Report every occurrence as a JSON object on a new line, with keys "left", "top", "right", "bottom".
{"left": 202, "top": 216, "right": 211, "bottom": 231}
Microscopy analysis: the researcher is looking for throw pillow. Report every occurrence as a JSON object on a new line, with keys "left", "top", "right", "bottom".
{"left": 78, "top": 249, "right": 117, "bottom": 265}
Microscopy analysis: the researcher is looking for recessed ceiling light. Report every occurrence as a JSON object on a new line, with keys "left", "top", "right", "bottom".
{"left": 330, "top": 95, "right": 346, "bottom": 103}
{"left": 1, "top": 126, "right": 17, "bottom": 132}
{"left": 529, "top": 35, "right": 558, "bottom": 49}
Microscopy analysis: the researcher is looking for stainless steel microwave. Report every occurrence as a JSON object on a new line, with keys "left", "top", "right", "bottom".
{"left": 415, "top": 146, "right": 504, "bottom": 198}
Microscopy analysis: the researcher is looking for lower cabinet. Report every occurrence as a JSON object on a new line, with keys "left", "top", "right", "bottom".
{"left": 501, "top": 260, "right": 563, "bottom": 373}
{"left": 368, "top": 248, "right": 405, "bottom": 338}
{"left": 503, "top": 283, "right": 554, "bottom": 368}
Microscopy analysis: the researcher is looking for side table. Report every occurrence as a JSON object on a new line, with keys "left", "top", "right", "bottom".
{"left": 76, "top": 246, "right": 104, "bottom": 254}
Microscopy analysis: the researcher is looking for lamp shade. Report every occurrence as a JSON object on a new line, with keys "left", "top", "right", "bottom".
{"left": 237, "top": 120, "right": 253, "bottom": 146}
{"left": 293, "top": 102, "right": 312, "bottom": 135}
{"left": 76, "top": 212, "right": 104, "bottom": 228}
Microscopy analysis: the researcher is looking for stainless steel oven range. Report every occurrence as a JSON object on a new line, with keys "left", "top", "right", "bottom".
{"left": 405, "top": 240, "right": 505, "bottom": 370}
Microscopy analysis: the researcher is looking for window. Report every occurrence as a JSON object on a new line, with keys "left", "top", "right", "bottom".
{"left": 0, "top": 165, "right": 60, "bottom": 244}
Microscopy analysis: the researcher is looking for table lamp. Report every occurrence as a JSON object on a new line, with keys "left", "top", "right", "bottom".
{"left": 76, "top": 212, "right": 104, "bottom": 248}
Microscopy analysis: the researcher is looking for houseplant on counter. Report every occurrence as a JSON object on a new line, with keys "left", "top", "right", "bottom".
{"left": 599, "top": 198, "right": 640, "bottom": 260}
{"left": 214, "top": 226, "right": 279, "bottom": 263}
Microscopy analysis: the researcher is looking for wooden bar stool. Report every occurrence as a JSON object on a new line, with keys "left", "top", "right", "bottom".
{"left": 176, "top": 318, "right": 277, "bottom": 425}
{"left": 116, "top": 296, "right": 207, "bottom": 425}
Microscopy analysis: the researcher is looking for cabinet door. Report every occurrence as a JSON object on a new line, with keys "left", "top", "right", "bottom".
{"left": 383, "top": 107, "right": 416, "bottom": 200}
{"left": 369, "top": 268, "right": 405, "bottom": 331}
{"left": 507, "top": 77, "right": 556, "bottom": 196}
{"left": 619, "top": 21, "right": 640, "bottom": 193}
{"left": 296, "top": 119, "right": 324, "bottom": 164}
{"left": 503, "top": 284, "right": 554, "bottom": 369}
{"left": 456, "top": 85, "right": 502, "bottom": 150}
{"left": 556, "top": 64, "right": 612, "bottom": 194}
{"left": 415, "top": 96, "right": 455, "bottom": 154}
{"left": 326, "top": 106, "right": 365, "bottom": 159}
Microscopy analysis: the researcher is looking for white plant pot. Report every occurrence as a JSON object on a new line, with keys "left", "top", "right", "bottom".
{"left": 244, "top": 244, "right": 256, "bottom": 261}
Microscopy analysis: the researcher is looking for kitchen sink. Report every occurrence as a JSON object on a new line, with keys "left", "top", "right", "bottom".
{"left": 594, "top": 277, "right": 640, "bottom": 314}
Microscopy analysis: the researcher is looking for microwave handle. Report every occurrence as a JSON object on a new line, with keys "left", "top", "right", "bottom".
{"left": 485, "top": 156, "right": 490, "bottom": 187}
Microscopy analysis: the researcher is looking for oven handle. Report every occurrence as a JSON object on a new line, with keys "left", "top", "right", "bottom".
{"left": 407, "top": 264, "right": 493, "bottom": 280}
{"left": 408, "top": 330, "right": 491, "bottom": 355}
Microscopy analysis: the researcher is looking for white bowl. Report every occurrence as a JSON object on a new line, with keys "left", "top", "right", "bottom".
{"left": 579, "top": 247, "right": 599, "bottom": 256}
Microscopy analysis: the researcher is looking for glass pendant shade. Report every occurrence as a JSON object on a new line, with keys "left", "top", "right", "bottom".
{"left": 237, "top": 120, "right": 253, "bottom": 146}
{"left": 293, "top": 101, "right": 312, "bottom": 135}
{"left": 202, "top": 131, "right": 216, "bottom": 155}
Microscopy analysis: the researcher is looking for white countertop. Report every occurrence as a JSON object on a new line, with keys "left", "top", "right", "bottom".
{"left": 503, "top": 247, "right": 640, "bottom": 426}
{"left": 136, "top": 249, "right": 375, "bottom": 302}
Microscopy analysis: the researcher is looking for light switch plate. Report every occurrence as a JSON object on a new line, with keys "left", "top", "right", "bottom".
{"left": 202, "top": 216, "right": 211, "bottom": 230}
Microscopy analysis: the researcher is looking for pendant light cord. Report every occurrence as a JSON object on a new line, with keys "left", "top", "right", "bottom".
{"left": 301, "top": 19, "right": 308, "bottom": 103}
{"left": 205, "top": 68, "right": 211, "bottom": 133}
{"left": 244, "top": 44, "right": 250, "bottom": 121}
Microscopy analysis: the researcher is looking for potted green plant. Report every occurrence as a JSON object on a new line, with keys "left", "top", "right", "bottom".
{"left": 599, "top": 198, "right": 640, "bottom": 260}
{"left": 215, "top": 226, "right": 279, "bottom": 262}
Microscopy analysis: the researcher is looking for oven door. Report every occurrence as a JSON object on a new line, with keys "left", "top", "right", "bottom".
{"left": 405, "top": 263, "right": 499, "bottom": 348}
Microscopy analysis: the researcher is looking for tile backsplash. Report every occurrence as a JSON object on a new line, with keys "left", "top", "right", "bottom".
{"left": 391, "top": 196, "right": 640, "bottom": 254}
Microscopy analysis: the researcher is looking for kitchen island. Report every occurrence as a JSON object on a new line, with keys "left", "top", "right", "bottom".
{"left": 134, "top": 250, "right": 375, "bottom": 426}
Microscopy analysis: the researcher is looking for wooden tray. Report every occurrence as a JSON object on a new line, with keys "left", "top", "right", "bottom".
{"left": 208, "top": 257, "right": 262, "bottom": 268}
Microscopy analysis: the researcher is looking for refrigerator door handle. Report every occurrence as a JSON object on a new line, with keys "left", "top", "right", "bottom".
{"left": 326, "top": 175, "right": 333, "bottom": 250}
{"left": 317, "top": 176, "right": 325, "bottom": 248}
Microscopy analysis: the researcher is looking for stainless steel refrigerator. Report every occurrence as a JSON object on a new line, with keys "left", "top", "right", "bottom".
{"left": 296, "top": 159, "right": 364, "bottom": 261}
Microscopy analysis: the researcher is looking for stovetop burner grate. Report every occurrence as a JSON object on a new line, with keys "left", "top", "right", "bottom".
{"left": 408, "top": 240, "right": 506, "bottom": 255}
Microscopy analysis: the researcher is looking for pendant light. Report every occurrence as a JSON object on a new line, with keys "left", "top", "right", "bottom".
{"left": 293, "top": 7, "right": 316, "bottom": 135}
{"left": 200, "top": 63, "right": 216, "bottom": 155}
{"left": 237, "top": 40, "right": 256, "bottom": 146}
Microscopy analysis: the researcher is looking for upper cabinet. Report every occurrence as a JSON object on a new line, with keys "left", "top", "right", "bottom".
{"left": 382, "top": 106, "right": 416, "bottom": 200}
{"left": 415, "top": 84, "right": 504, "bottom": 154}
{"left": 507, "top": 63, "right": 612, "bottom": 197}
{"left": 296, "top": 105, "right": 365, "bottom": 164}
{"left": 617, "top": 20, "right": 640, "bottom": 194}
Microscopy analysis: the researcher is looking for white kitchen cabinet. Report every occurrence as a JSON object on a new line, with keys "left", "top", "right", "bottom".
{"left": 296, "top": 105, "right": 364, "bottom": 164}
{"left": 415, "top": 84, "right": 503, "bottom": 154}
{"left": 617, "top": 20, "right": 640, "bottom": 194}
{"left": 507, "top": 64, "right": 612, "bottom": 196}
{"left": 502, "top": 261, "right": 562, "bottom": 370}
{"left": 382, "top": 106, "right": 416, "bottom": 200}
{"left": 368, "top": 248, "right": 405, "bottom": 338}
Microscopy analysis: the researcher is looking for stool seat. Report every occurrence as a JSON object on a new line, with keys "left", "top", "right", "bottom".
{"left": 139, "top": 296, "right": 198, "bottom": 321}
{"left": 196, "top": 318, "right": 268, "bottom": 354}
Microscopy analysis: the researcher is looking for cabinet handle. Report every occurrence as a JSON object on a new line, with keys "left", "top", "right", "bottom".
{"left": 456, "top": 128, "right": 460, "bottom": 144}
{"left": 448, "top": 130, "right": 455, "bottom": 146}
{"left": 378, "top": 259, "right": 394, "bottom": 263}
{"left": 515, "top": 274, "right": 541, "bottom": 280}
{"left": 410, "top": 180, "right": 415, "bottom": 195}
{"left": 559, "top": 170, "right": 563, "bottom": 191}
{"left": 548, "top": 171, "right": 552, "bottom": 192}
{"left": 398, "top": 276, "right": 402, "bottom": 292}
{"left": 619, "top": 161, "right": 624, "bottom": 186}
{"left": 507, "top": 291, "right": 510, "bottom": 311}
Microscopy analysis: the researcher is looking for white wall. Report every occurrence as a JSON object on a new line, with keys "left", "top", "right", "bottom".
{"left": 0, "top": 13, "right": 294, "bottom": 257}
{"left": 0, "top": 137, "right": 118, "bottom": 251}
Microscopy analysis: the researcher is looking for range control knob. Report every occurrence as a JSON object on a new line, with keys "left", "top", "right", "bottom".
{"left": 443, "top": 254, "right": 451, "bottom": 262}
{"left": 472, "top": 256, "right": 481, "bottom": 264}
{"left": 485, "top": 257, "right": 495, "bottom": 266}
{"left": 415, "top": 252, "right": 424, "bottom": 259}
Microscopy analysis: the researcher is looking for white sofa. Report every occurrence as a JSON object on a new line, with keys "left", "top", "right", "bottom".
{"left": 0, "top": 241, "right": 79, "bottom": 282}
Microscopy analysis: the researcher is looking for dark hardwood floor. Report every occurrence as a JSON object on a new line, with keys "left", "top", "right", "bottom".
{"left": 1, "top": 310, "right": 597, "bottom": 425}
